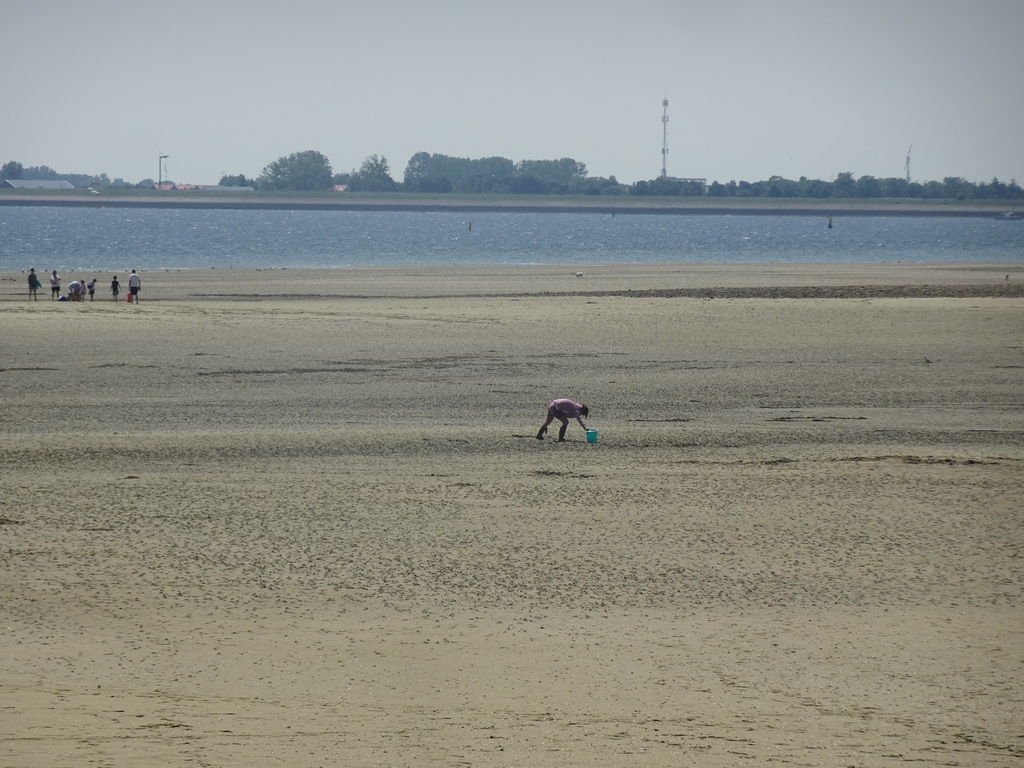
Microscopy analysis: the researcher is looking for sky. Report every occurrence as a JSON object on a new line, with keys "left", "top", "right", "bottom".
{"left": 3, "top": 0, "right": 1023, "bottom": 187}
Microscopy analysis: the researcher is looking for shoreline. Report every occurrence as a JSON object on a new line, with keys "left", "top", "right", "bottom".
{"left": 1, "top": 190, "right": 1019, "bottom": 217}
{"left": 3, "top": 263, "right": 1021, "bottom": 302}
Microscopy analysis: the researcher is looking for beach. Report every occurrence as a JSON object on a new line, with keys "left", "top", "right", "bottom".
{"left": 1, "top": 263, "right": 1021, "bottom": 767}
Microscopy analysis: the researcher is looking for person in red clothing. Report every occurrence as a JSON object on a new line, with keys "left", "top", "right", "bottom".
{"left": 536, "top": 398, "right": 589, "bottom": 441}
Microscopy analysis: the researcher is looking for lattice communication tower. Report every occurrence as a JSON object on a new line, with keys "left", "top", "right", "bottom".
{"left": 661, "top": 99, "right": 669, "bottom": 178}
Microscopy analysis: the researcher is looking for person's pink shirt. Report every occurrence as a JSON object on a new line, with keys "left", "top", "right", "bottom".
{"left": 550, "top": 399, "right": 587, "bottom": 428}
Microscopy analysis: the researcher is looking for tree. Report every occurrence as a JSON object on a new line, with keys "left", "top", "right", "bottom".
{"left": 515, "top": 158, "right": 587, "bottom": 194}
{"left": 348, "top": 155, "right": 398, "bottom": 192}
{"left": 756, "top": 175, "right": 799, "bottom": 197}
{"left": 1, "top": 160, "right": 23, "bottom": 180}
{"left": 630, "top": 175, "right": 707, "bottom": 197}
{"left": 568, "top": 175, "right": 627, "bottom": 195}
{"left": 647, "top": 176, "right": 697, "bottom": 196}
{"left": 219, "top": 174, "right": 254, "bottom": 187}
{"left": 707, "top": 181, "right": 731, "bottom": 197}
{"left": 879, "top": 177, "right": 909, "bottom": 198}
{"left": 403, "top": 151, "right": 434, "bottom": 188}
{"left": 832, "top": 171, "right": 856, "bottom": 197}
{"left": 473, "top": 156, "right": 516, "bottom": 184}
{"left": 796, "top": 177, "right": 833, "bottom": 198}
{"left": 855, "top": 175, "right": 882, "bottom": 198}
{"left": 509, "top": 175, "right": 546, "bottom": 194}
{"left": 458, "top": 156, "right": 515, "bottom": 193}
{"left": 22, "top": 165, "right": 59, "bottom": 179}
{"left": 259, "top": 150, "right": 333, "bottom": 191}
{"left": 942, "top": 176, "right": 974, "bottom": 201}
{"left": 403, "top": 152, "right": 515, "bottom": 193}
{"left": 403, "top": 153, "right": 452, "bottom": 192}
{"left": 409, "top": 175, "right": 453, "bottom": 193}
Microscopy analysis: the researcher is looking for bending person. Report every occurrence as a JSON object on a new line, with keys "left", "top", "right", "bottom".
{"left": 536, "top": 398, "right": 589, "bottom": 441}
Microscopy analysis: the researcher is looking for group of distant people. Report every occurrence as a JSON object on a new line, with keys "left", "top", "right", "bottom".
{"left": 28, "top": 268, "right": 141, "bottom": 303}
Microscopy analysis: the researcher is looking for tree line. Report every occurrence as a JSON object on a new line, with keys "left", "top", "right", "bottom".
{"left": 0, "top": 161, "right": 126, "bottom": 190}
{"left": 249, "top": 151, "right": 600, "bottom": 195}
{"left": 701, "top": 172, "right": 1022, "bottom": 201}
{"left": 3, "top": 154, "right": 1021, "bottom": 201}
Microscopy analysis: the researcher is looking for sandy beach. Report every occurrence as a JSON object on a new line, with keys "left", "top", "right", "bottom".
{"left": 1, "top": 263, "right": 1022, "bottom": 767}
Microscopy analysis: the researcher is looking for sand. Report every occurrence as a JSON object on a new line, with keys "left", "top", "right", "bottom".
{"left": 1, "top": 263, "right": 1022, "bottom": 767}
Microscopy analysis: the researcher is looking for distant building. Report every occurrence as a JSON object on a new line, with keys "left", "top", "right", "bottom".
{"left": 2, "top": 179, "right": 75, "bottom": 190}
{"left": 333, "top": 184, "right": 349, "bottom": 192}
{"left": 153, "top": 182, "right": 254, "bottom": 192}
{"left": 197, "top": 185, "right": 254, "bottom": 192}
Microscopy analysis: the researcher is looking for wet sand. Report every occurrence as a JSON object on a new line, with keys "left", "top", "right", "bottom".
{"left": 1, "top": 264, "right": 1022, "bottom": 766}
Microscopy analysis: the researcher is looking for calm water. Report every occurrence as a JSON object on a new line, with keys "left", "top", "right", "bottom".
{"left": 1, "top": 206, "right": 1021, "bottom": 272}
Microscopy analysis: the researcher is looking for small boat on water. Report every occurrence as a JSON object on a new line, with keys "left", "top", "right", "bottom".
{"left": 995, "top": 210, "right": 1023, "bottom": 220}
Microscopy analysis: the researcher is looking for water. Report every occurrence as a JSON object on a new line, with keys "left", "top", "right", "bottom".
{"left": 1, "top": 206, "right": 1021, "bottom": 272}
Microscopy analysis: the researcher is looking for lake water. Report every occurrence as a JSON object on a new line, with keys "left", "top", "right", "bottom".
{"left": 1, "top": 206, "right": 1021, "bottom": 272}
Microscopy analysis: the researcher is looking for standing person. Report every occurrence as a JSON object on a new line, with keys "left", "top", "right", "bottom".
{"left": 87, "top": 278, "right": 97, "bottom": 301}
{"left": 536, "top": 398, "right": 590, "bottom": 441}
{"left": 49, "top": 270, "right": 61, "bottom": 299}
{"left": 28, "top": 268, "right": 40, "bottom": 300}
{"left": 128, "top": 270, "right": 141, "bottom": 303}
{"left": 111, "top": 275, "right": 121, "bottom": 302}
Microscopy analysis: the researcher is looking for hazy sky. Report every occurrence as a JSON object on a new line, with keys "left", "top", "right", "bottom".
{"left": 4, "top": 0, "right": 1023, "bottom": 186}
